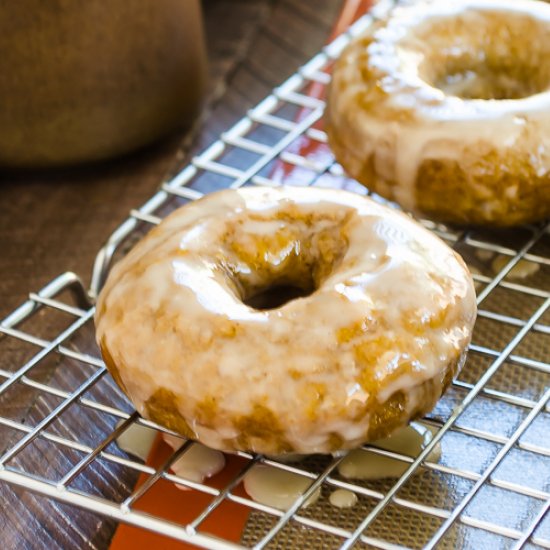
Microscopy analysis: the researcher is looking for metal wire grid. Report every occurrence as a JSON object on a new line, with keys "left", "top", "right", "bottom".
{"left": 1, "top": 1, "right": 549, "bottom": 548}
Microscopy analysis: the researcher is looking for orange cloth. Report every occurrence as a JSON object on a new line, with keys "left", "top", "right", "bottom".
{"left": 110, "top": 436, "right": 250, "bottom": 549}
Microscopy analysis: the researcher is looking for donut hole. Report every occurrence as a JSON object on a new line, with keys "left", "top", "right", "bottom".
{"left": 244, "top": 282, "right": 314, "bottom": 310}
{"left": 431, "top": 58, "right": 550, "bottom": 101}
{"left": 417, "top": 11, "right": 550, "bottom": 100}
{"left": 228, "top": 218, "right": 351, "bottom": 311}
{"left": 239, "top": 262, "right": 320, "bottom": 311}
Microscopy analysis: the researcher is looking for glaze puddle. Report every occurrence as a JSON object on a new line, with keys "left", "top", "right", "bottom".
{"left": 243, "top": 464, "right": 321, "bottom": 511}
{"left": 115, "top": 423, "right": 225, "bottom": 486}
{"left": 338, "top": 422, "right": 440, "bottom": 480}
{"left": 329, "top": 489, "right": 358, "bottom": 509}
{"left": 115, "top": 420, "right": 157, "bottom": 461}
{"left": 117, "top": 421, "right": 441, "bottom": 508}
{"left": 164, "top": 434, "right": 226, "bottom": 485}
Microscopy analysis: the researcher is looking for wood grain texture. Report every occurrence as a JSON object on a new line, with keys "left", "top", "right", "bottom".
{"left": 0, "top": 1, "right": 342, "bottom": 548}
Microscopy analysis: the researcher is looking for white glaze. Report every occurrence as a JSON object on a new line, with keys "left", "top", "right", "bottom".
{"left": 243, "top": 464, "right": 321, "bottom": 511}
{"left": 338, "top": 422, "right": 441, "bottom": 480}
{"left": 327, "top": 0, "right": 550, "bottom": 212}
{"left": 329, "top": 489, "right": 358, "bottom": 509}
{"left": 243, "top": 423, "right": 438, "bottom": 511}
{"left": 474, "top": 249, "right": 496, "bottom": 263}
{"left": 115, "top": 420, "right": 157, "bottom": 461}
{"left": 96, "top": 186, "right": 476, "bottom": 454}
{"left": 491, "top": 257, "right": 540, "bottom": 280}
{"left": 164, "top": 434, "right": 225, "bottom": 485}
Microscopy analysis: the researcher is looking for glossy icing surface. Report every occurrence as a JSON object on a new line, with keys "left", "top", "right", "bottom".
{"left": 96, "top": 186, "right": 476, "bottom": 454}
{"left": 326, "top": 0, "right": 550, "bottom": 225}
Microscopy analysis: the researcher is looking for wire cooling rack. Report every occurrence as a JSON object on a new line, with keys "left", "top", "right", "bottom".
{"left": 1, "top": 1, "right": 549, "bottom": 548}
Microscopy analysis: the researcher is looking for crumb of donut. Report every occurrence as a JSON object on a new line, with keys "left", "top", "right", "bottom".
{"left": 415, "top": 156, "right": 550, "bottom": 226}
{"left": 330, "top": 489, "right": 358, "bottom": 509}
{"left": 145, "top": 388, "right": 196, "bottom": 439}
{"left": 218, "top": 322, "right": 239, "bottom": 338}
{"left": 366, "top": 391, "right": 408, "bottom": 441}
{"left": 233, "top": 404, "right": 293, "bottom": 454}
{"left": 327, "top": 432, "right": 345, "bottom": 452}
{"left": 194, "top": 396, "right": 219, "bottom": 427}
{"left": 326, "top": 141, "right": 550, "bottom": 227}
{"left": 100, "top": 339, "right": 128, "bottom": 395}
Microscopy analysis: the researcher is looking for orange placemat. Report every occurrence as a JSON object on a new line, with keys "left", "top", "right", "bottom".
{"left": 110, "top": 436, "right": 250, "bottom": 549}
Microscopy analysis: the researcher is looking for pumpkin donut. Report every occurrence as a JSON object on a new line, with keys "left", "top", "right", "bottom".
{"left": 95, "top": 187, "right": 476, "bottom": 454}
{"left": 326, "top": 0, "right": 550, "bottom": 226}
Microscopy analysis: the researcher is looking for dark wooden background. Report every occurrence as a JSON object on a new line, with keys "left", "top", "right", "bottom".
{"left": 0, "top": 1, "right": 342, "bottom": 548}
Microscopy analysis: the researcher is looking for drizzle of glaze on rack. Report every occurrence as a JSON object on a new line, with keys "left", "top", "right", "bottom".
{"left": 243, "top": 464, "right": 321, "bottom": 511}
{"left": 115, "top": 420, "right": 157, "bottom": 461}
{"left": 164, "top": 434, "right": 226, "bottom": 485}
{"left": 115, "top": 423, "right": 226, "bottom": 485}
{"left": 242, "top": 422, "right": 440, "bottom": 511}
{"left": 338, "top": 422, "right": 440, "bottom": 480}
{"left": 329, "top": 489, "right": 358, "bottom": 509}
{"left": 117, "top": 421, "right": 440, "bottom": 506}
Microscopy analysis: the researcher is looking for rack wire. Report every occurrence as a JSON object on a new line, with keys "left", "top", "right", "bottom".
{"left": 1, "top": 1, "right": 549, "bottom": 548}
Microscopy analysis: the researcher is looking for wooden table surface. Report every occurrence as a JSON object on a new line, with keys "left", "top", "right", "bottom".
{"left": 0, "top": 1, "right": 342, "bottom": 548}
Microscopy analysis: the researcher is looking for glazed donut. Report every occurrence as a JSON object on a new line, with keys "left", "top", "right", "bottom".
{"left": 326, "top": 0, "right": 550, "bottom": 226}
{"left": 95, "top": 187, "right": 476, "bottom": 454}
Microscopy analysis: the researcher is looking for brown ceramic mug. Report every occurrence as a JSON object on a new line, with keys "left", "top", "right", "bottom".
{"left": 0, "top": 0, "right": 206, "bottom": 167}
